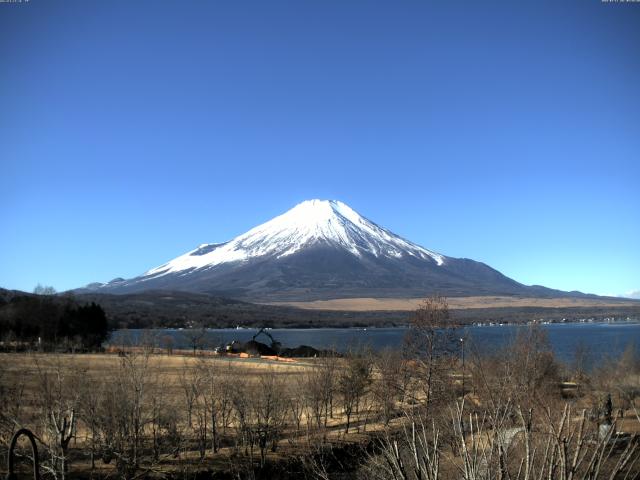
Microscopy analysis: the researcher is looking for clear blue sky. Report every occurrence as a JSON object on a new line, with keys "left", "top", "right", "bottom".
{"left": 1, "top": 0, "right": 638, "bottom": 297}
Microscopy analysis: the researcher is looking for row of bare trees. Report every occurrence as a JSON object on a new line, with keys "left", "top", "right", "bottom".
{"left": 366, "top": 400, "right": 640, "bottom": 480}
{"left": 0, "top": 348, "right": 396, "bottom": 479}
{"left": 361, "top": 297, "right": 640, "bottom": 480}
{"left": 1, "top": 353, "right": 168, "bottom": 479}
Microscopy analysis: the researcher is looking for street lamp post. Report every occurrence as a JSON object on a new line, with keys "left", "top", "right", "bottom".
{"left": 460, "top": 337, "right": 465, "bottom": 399}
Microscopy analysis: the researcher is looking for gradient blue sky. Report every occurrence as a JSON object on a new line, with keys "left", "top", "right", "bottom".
{"left": 1, "top": 0, "right": 638, "bottom": 297}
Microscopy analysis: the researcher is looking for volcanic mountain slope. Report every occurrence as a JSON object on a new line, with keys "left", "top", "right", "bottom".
{"left": 86, "top": 200, "right": 576, "bottom": 301}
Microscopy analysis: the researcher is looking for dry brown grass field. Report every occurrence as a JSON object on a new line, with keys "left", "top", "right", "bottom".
{"left": 269, "top": 295, "right": 640, "bottom": 311}
{"left": 0, "top": 351, "right": 313, "bottom": 392}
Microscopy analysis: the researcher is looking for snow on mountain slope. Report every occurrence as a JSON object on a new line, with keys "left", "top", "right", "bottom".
{"left": 143, "top": 200, "right": 445, "bottom": 280}
{"left": 84, "top": 199, "right": 540, "bottom": 301}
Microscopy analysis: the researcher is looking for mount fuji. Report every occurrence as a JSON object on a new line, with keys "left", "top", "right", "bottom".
{"left": 86, "top": 200, "right": 566, "bottom": 301}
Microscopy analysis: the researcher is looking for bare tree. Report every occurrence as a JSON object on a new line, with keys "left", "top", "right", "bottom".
{"left": 33, "top": 284, "right": 57, "bottom": 296}
{"left": 572, "top": 340, "right": 591, "bottom": 383}
{"left": 304, "top": 355, "right": 338, "bottom": 433}
{"left": 216, "top": 367, "right": 235, "bottom": 438}
{"left": 34, "top": 355, "right": 82, "bottom": 480}
{"left": 288, "top": 380, "right": 306, "bottom": 435}
{"left": 229, "top": 373, "right": 253, "bottom": 459}
{"left": 179, "top": 362, "right": 200, "bottom": 431}
{"left": 372, "top": 349, "right": 407, "bottom": 425}
{"left": 183, "top": 325, "right": 208, "bottom": 355}
{"left": 252, "top": 368, "right": 287, "bottom": 466}
{"left": 304, "top": 368, "right": 326, "bottom": 432}
{"left": 338, "top": 352, "right": 372, "bottom": 434}
{"left": 405, "top": 295, "right": 456, "bottom": 411}
{"left": 78, "top": 375, "right": 102, "bottom": 472}
{"left": 199, "top": 358, "right": 221, "bottom": 454}
{"left": 369, "top": 400, "right": 640, "bottom": 480}
{"left": 94, "top": 351, "right": 155, "bottom": 479}
{"left": 0, "top": 365, "right": 26, "bottom": 474}
{"left": 507, "top": 325, "right": 560, "bottom": 407}
{"left": 366, "top": 418, "right": 441, "bottom": 480}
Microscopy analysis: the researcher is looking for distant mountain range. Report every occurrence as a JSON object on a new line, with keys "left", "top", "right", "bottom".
{"left": 81, "top": 199, "right": 595, "bottom": 302}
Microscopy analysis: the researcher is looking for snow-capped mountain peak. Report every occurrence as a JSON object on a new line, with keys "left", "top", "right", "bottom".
{"left": 84, "top": 199, "right": 534, "bottom": 301}
{"left": 143, "top": 199, "right": 445, "bottom": 280}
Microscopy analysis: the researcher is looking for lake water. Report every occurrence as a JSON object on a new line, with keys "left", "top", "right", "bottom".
{"left": 109, "top": 321, "right": 640, "bottom": 367}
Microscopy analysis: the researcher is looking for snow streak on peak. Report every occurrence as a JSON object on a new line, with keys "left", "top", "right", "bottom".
{"left": 143, "top": 200, "right": 445, "bottom": 279}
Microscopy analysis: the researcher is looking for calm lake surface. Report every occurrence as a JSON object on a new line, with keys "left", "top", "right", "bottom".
{"left": 109, "top": 321, "right": 640, "bottom": 367}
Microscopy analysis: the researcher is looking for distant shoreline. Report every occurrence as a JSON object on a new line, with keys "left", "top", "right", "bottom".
{"left": 107, "top": 320, "right": 640, "bottom": 365}
{"left": 266, "top": 295, "right": 640, "bottom": 312}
